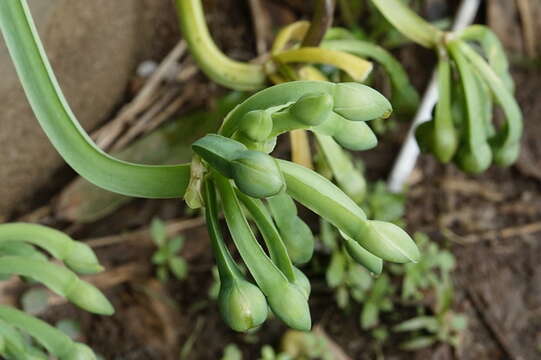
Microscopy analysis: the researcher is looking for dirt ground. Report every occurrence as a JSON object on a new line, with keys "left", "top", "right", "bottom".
{"left": 2, "top": 0, "right": 540, "bottom": 359}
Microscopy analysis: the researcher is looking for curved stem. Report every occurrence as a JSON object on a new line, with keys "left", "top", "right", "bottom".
{"left": 202, "top": 178, "right": 244, "bottom": 282}
{"left": 370, "top": 0, "right": 443, "bottom": 48}
{"left": 0, "top": 0, "right": 190, "bottom": 198}
{"left": 301, "top": 0, "right": 336, "bottom": 47}
{"left": 273, "top": 47, "right": 372, "bottom": 82}
{"left": 175, "top": 0, "right": 266, "bottom": 90}
{"left": 457, "top": 25, "right": 514, "bottom": 91}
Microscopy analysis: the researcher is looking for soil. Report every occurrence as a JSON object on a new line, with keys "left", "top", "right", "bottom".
{"left": 3, "top": 0, "right": 540, "bottom": 359}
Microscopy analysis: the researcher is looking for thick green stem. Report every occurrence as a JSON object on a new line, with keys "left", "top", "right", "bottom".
{"left": 236, "top": 191, "right": 296, "bottom": 282}
{"left": 175, "top": 0, "right": 266, "bottom": 90}
{"left": 0, "top": 0, "right": 190, "bottom": 198}
{"left": 202, "top": 179, "right": 244, "bottom": 282}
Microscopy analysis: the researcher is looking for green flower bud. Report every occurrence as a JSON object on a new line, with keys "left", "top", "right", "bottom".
{"left": 64, "top": 343, "right": 97, "bottom": 360}
{"left": 219, "top": 279, "right": 268, "bottom": 332}
{"left": 455, "top": 144, "right": 492, "bottom": 174}
{"left": 340, "top": 232, "right": 383, "bottom": 275}
{"left": 65, "top": 280, "right": 114, "bottom": 316}
{"left": 289, "top": 93, "right": 333, "bottom": 126}
{"left": 433, "top": 126, "right": 459, "bottom": 164}
{"left": 332, "top": 120, "right": 378, "bottom": 151}
{"left": 292, "top": 267, "right": 311, "bottom": 299}
{"left": 314, "top": 113, "right": 377, "bottom": 151}
{"left": 492, "top": 143, "right": 519, "bottom": 167}
{"left": 333, "top": 83, "right": 392, "bottom": 121}
{"left": 65, "top": 243, "right": 103, "bottom": 275}
{"left": 267, "top": 283, "right": 311, "bottom": 331}
{"left": 362, "top": 220, "right": 420, "bottom": 263}
{"left": 230, "top": 151, "right": 285, "bottom": 198}
{"left": 238, "top": 110, "right": 273, "bottom": 142}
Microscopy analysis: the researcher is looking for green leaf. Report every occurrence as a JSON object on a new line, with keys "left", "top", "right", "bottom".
{"left": 399, "top": 336, "right": 437, "bottom": 351}
{"left": 150, "top": 218, "right": 167, "bottom": 247}
{"left": 393, "top": 316, "right": 439, "bottom": 333}
{"left": 167, "top": 236, "right": 185, "bottom": 254}
{"left": 326, "top": 251, "right": 347, "bottom": 288}
{"left": 0, "top": 0, "right": 190, "bottom": 198}
{"left": 169, "top": 257, "right": 188, "bottom": 280}
{"left": 361, "top": 302, "right": 379, "bottom": 329}
{"left": 152, "top": 249, "right": 169, "bottom": 265}
{"left": 157, "top": 266, "right": 169, "bottom": 282}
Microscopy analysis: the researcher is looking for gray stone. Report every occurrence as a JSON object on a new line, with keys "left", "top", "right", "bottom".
{"left": 0, "top": 0, "right": 177, "bottom": 218}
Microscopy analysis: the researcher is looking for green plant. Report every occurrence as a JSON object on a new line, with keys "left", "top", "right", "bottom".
{"left": 393, "top": 276, "right": 468, "bottom": 351}
{"left": 150, "top": 218, "right": 189, "bottom": 282}
{"left": 221, "top": 329, "right": 336, "bottom": 360}
{"left": 370, "top": 0, "right": 522, "bottom": 172}
{"left": 2, "top": 0, "right": 514, "bottom": 351}
{"left": 392, "top": 233, "right": 455, "bottom": 301}
{"left": 0, "top": 223, "right": 111, "bottom": 359}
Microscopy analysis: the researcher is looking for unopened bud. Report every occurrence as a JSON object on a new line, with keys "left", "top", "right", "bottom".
{"left": 219, "top": 279, "right": 268, "bottom": 332}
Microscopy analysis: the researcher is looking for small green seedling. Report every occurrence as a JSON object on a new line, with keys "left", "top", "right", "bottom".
{"left": 393, "top": 233, "right": 456, "bottom": 301}
{"left": 394, "top": 276, "right": 468, "bottom": 351}
{"left": 360, "top": 274, "right": 395, "bottom": 330}
{"left": 150, "top": 218, "right": 189, "bottom": 282}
